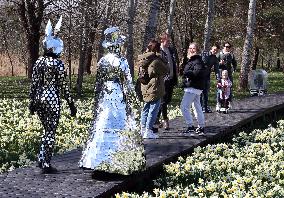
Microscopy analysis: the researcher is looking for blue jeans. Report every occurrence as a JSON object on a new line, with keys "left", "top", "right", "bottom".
{"left": 141, "top": 99, "right": 161, "bottom": 130}
{"left": 180, "top": 91, "right": 205, "bottom": 128}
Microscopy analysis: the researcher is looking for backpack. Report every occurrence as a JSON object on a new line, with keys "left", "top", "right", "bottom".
{"left": 135, "top": 53, "right": 157, "bottom": 101}
{"left": 138, "top": 65, "right": 151, "bottom": 85}
{"left": 137, "top": 53, "right": 157, "bottom": 85}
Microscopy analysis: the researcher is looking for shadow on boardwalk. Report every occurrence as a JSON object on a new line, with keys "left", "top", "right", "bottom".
{"left": 1, "top": 93, "right": 284, "bottom": 198}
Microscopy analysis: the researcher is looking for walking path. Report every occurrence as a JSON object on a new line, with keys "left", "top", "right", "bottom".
{"left": 1, "top": 93, "right": 284, "bottom": 198}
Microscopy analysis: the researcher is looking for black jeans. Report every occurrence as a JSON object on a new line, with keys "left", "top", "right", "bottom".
{"left": 201, "top": 79, "right": 210, "bottom": 109}
{"left": 157, "top": 79, "right": 174, "bottom": 121}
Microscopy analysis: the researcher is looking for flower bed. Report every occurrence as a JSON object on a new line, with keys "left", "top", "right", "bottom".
{"left": 117, "top": 120, "right": 284, "bottom": 197}
{"left": 0, "top": 98, "right": 93, "bottom": 173}
{"left": 0, "top": 97, "right": 161, "bottom": 173}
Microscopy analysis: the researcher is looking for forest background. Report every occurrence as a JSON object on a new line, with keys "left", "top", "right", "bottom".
{"left": 0, "top": 0, "right": 283, "bottom": 96}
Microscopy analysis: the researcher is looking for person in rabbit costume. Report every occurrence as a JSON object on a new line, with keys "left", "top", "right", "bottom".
{"left": 29, "top": 16, "right": 76, "bottom": 174}
{"left": 79, "top": 27, "right": 145, "bottom": 175}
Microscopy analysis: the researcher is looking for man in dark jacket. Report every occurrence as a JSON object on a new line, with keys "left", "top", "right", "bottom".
{"left": 200, "top": 44, "right": 220, "bottom": 113}
{"left": 217, "top": 42, "right": 237, "bottom": 104}
{"left": 180, "top": 42, "right": 207, "bottom": 135}
{"left": 155, "top": 32, "right": 178, "bottom": 130}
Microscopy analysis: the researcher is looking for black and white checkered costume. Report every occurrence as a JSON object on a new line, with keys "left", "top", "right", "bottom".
{"left": 29, "top": 53, "right": 74, "bottom": 168}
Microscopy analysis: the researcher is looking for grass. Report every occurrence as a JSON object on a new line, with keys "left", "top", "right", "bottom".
{"left": 0, "top": 71, "right": 283, "bottom": 104}
{"left": 0, "top": 75, "right": 96, "bottom": 98}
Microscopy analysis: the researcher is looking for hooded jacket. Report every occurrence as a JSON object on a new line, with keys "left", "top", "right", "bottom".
{"left": 139, "top": 52, "right": 169, "bottom": 102}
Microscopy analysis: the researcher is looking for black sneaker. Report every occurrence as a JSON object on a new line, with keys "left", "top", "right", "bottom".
{"left": 41, "top": 166, "right": 58, "bottom": 174}
{"left": 154, "top": 121, "right": 163, "bottom": 128}
{"left": 184, "top": 126, "right": 195, "bottom": 133}
{"left": 37, "top": 161, "right": 43, "bottom": 168}
{"left": 195, "top": 127, "right": 205, "bottom": 135}
{"left": 203, "top": 107, "right": 212, "bottom": 113}
{"left": 152, "top": 127, "right": 159, "bottom": 133}
{"left": 206, "top": 107, "right": 212, "bottom": 113}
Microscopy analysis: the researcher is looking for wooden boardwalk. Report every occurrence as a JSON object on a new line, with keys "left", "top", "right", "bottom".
{"left": 1, "top": 93, "right": 284, "bottom": 198}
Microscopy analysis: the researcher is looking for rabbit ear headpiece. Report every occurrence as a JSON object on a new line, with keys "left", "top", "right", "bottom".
{"left": 102, "top": 26, "right": 126, "bottom": 49}
{"left": 43, "top": 16, "right": 64, "bottom": 56}
{"left": 54, "top": 15, "right": 62, "bottom": 34}
{"left": 45, "top": 19, "right": 53, "bottom": 40}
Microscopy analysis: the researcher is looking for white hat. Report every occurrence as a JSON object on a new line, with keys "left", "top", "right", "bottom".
{"left": 102, "top": 26, "right": 126, "bottom": 48}
{"left": 43, "top": 16, "right": 64, "bottom": 55}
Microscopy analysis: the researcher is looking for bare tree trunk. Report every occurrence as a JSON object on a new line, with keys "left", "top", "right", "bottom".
{"left": 0, "top": 22, "right": 14, "bottom": 76}
{"left": 239, "top": 0, "right": 257, "bottom": 90}
{"left": 142, "top": 0, "right": 161, "bottom": 52}
{"left": 250, "top": 46, "right": 259, "bottom": 70}
{"left": 4, "top": 44, "right": 14, "bottom": 76}
{"left": 17, "top": 0, "right": 46, "bottom": 79}
{"left": 175, "top": 0, "right": 196, "bottom": 70}
{"left": 167, "top": 0, "right": 179, "bottom": 68}
{"left": 27, "top": 36, "right": 40, "bottom": 78}
{"left": 76, "top": 2, "right": 89, "bottom": 96}
{"left": 167, "top": 0, "right": 175, "bottom": 36}
{"left": 203, "top": 0, "right": 214, "bottom": 51}
{"left": 126, "top": 0, "right": 138, "bottom": 78}
{"left": 67, "top": 3, "right": 73, "bottom": 89}
{"left": 97, "top": 27, "right": 106, "bottom": 61}
{"left": 181, "top": 22, "right": 193, "bottom": 67}
{"left": 97, "top": 1, "right": 111, "bottom": 61}
{"left": 277, "top": 48, "right": 280, "bottom": 71}
{"left": 85, "top": 29, "right": 97, "bottom": 75}
{"left": 76, "top": 0, "right": 112, "bottom": 95}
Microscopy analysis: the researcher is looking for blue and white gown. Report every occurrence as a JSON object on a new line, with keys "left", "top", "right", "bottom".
{"left": 79, "top": 53, "right": 145, "bottom": 175}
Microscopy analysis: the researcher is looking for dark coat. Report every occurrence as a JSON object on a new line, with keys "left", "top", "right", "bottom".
{"left": 181, "top": 54, "right": 207, "bottom": 90}
{"left": 217, "top": 51, "right": 237, "bottom": 71}
{"left": 161, "top": 46, "right": 178, "bottom": 86}
{"left": 201, "top": 51, "right": 220, "bottom": 80}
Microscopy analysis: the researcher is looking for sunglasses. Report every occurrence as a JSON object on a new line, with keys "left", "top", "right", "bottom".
{"left": 225, "top": 45, "right": 231, "bottom": 48}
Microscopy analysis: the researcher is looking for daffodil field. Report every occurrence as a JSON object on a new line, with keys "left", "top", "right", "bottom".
{"left": 0, "top": 98, "right": 94, "bottom": 173}
{"left": 117, "top": 121, "right": 284, "bottom": 197}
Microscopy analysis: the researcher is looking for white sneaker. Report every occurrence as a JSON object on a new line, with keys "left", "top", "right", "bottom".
{"left": 143, "top": 129, "right": 159, "bottom": 139}
{"left": 216, "top": 103, "right": 220, "bottom": 111}
{"left": 228, "top": 102, "right": 232, "bottom": 109}
{"left": 140, "top": 127, "right": 146, "bottom": 136}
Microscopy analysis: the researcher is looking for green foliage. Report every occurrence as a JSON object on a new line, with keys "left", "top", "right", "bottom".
{"left": 1, "top": 71, "right": 284, "bottom": 104}
{"left": 0, "top": 75, "right": 96, "bottom": 98}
